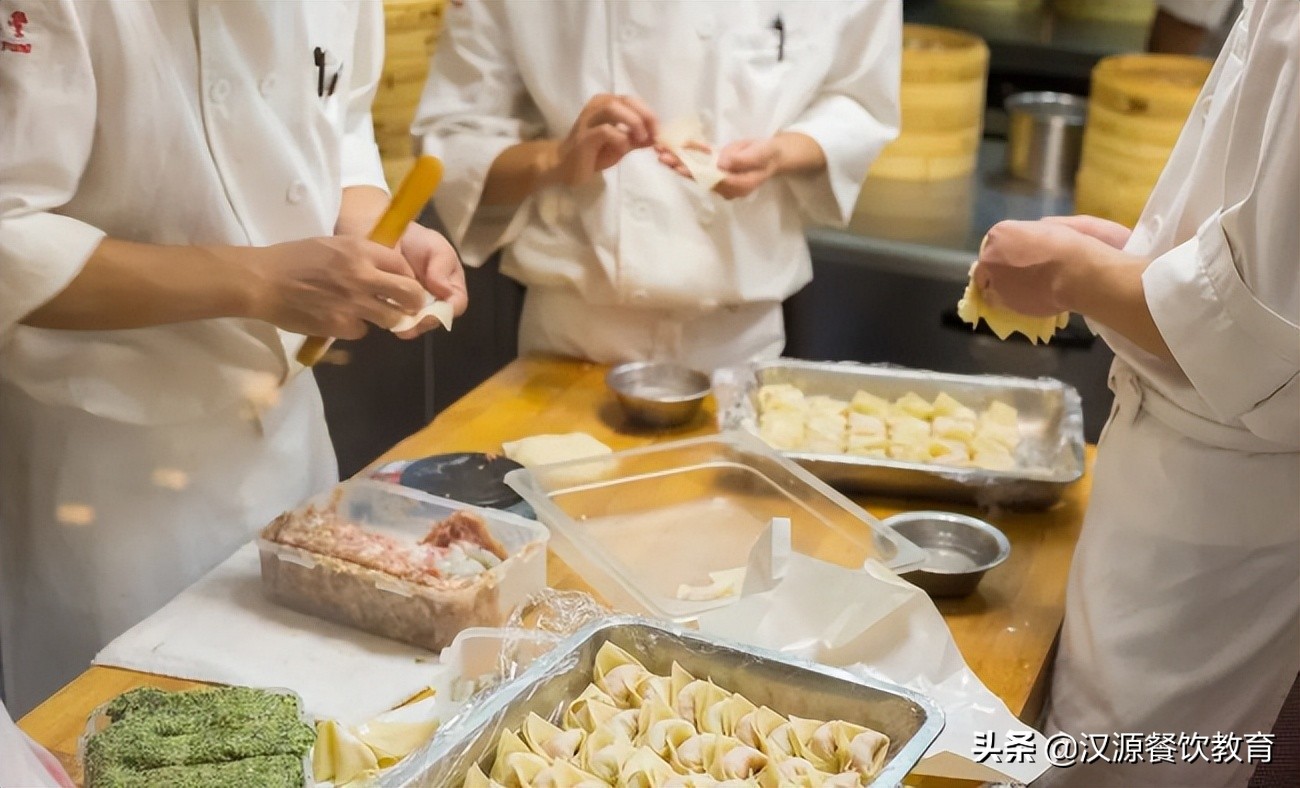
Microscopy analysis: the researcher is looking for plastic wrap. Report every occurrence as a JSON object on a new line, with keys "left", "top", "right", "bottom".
{"left": 713, "top": 359, "right": 1086, "bottom": 509}
{"left": 381, "top": 616, "right": 942, "bottom": 787}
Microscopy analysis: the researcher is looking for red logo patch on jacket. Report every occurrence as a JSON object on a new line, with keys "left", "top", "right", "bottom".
{"left": 3, "top": 10, "right": 32, "bottom": 53}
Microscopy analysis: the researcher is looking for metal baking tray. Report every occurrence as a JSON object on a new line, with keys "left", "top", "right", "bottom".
{"left": 714, "top": 359, "right": 1086, "bottom": 509}
{"left": 382, "top": 616, "right": 944, "bottom": 787}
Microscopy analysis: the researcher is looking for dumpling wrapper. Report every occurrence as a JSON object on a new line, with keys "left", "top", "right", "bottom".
{"left": 735, "top": 706, "right": 789, "bottom": 753}
{"left": 313, "top": 719, "right": 380, "bottom": 786}
{"left": 931, "top": 415, "right": 976, "bottom": 443}
{"left": 501, "top": 432, "right": 613, "bottom": 468}
{"left": 982, "top": 400, "right": 1020, "bottom": 427}
{"left": 351, "top": 692, "right": 441, "bottom": 766}
{"left": 619, "top": 745, "right": 678, "bottom": 788}
{"left": 464, "top": 763, "right": 506, "bottom": 788}
{"left": 893, "top": 392, "right": 935, "bottom": 420}
{"left": 698, "top": 693, "right": 757, "bottom": 738}
{"left": 885, "top": 414, "right": 930, "bottom": 445}
{"left": 957, "top": 262, "right": 1069, "bottom": 344}
{"left": 847, "top": 412, "right": 886, "bottom": 437}
{"left": 931, "top": 392, "right": 977, "bottom": 423}
{"left": 391, "top": 292, "right": 455, "bottom": 333}
{"left": 658, "top": 117, "right": 726, "bottom": 191}
{"left": 758, "top": 383, "right": 807, "bottom": 412}
{"left": 530, "top": 759, "right": 607, "bottom": 788}
{"left": 758, "top": 411, "right": 804, "bottom": 451}
{"left": 849, "top": 390, "right": 890, "bottom": 417}
{"left": 805, "top": 395, "right": 849, "bottom": 416}
{"left": 846, "top": 729, "right": 890, "bottom": 780}
{"left": 676, "top": 567, "right": 747, "bottom": 602}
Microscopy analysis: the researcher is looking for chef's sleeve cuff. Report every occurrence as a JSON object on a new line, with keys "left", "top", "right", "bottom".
{"left": 340, "top": 123, "right": 390, "bottom": 193}
{"left": 0, "top": 212, "right": 105, "bottom": 334}
{"left": 784, "top": 96, "right": 898, "bottom": 228}
{"left": 420, "top": 129, "right": 532, "bottom": 267}
{"left": 1145, "top": 213, "right": 1300, "bottom": 445}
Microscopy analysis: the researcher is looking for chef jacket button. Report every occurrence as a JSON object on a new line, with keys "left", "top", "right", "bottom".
{"left": 619, "top": 22, "right": 638, "bottom": 42}
{"left": 286, "top": 180, "right": 307, "bottom": 205}
{"left": 259, "top": 75, "right": 277, "bottom": 98}
{"left": 697, "top": 19, "right": 715, "bottom": 39}
{"left": 208, "top": 79, "right": 230, "bottom": 103}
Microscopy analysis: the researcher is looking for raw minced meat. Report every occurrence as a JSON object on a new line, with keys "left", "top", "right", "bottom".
{"left": 262, "top": 506, "right": 506, "bottom": 587}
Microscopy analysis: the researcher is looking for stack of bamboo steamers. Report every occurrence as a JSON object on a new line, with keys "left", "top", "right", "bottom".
{"left": 1075, "top": 54, "right": 1212, "bottom": 227}
{"left": 374, "top": 0, "right": 447, "bottom": 191}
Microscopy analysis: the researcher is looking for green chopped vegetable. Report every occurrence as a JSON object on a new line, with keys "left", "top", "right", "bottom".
{"left": 85, "top": 687, "right": 313, "bottom": 788}
{"left": 91, "top": 755, "right": 306, "bottom": 788}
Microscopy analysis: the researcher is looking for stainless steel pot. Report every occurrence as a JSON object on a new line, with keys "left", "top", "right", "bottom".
{"left": 1005, "top": 91, "right": 1088, "bottom": 190}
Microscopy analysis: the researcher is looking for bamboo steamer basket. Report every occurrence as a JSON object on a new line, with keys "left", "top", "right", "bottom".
{"left": 375, "top": 0, "right": 446, "bottom": 189}
{"left": 1075, "top": 54, "right": 1211, "bottom": 226}
{"left": 869, "top": 25, "right": 989, "bottom": 182}
{"left": 1054, "top": 0, "right": 1156, "bottom": 24}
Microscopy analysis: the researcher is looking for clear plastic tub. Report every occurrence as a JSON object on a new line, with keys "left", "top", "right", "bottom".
{"left": 505, "top": 432, "right": 926, "bottom": 621}
{"left": 258, "top": 480, "right": 548, "bottom": 652}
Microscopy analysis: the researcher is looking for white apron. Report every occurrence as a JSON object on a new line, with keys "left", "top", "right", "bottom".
{"left": 518, "top": 287, "right": 785, "bottom": 372}
{"left": 1040, "top": 364, "right": 1299, "bottom": 787}
{"left": 0, "top": 372, "right": 336, "bottom": 715}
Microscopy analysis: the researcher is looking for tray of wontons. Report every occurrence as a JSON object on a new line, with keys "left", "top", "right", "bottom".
{"left": 382, "top": 616, "right": 944, "bottom": 787}
{"left": 714, "top": 359, "right": 1086, "bottom": 509}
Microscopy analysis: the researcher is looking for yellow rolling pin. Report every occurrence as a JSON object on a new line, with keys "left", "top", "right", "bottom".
{"left": 296, "top": 155, "right": 444, "bottom": 367}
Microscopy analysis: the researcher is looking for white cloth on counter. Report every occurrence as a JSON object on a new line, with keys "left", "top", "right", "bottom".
{"left": 415, "top": 0, "right": 900, "bottom": 365}
{"left": 94, "top": 543, "right": 450, "bottom": 724}
{"left": 694, "top": 553, "right": 1050, "bottom": 785}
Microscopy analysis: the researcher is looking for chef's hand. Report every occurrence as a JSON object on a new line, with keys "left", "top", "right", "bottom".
{"left": 1043, "top": 215, "right": 1133, "bottom": 250}
{"left": 711, "top": 132, "right": 827, "bottom": 199}
{"left": 393, "top": 222, "right": 469, "bottom": 339}
{"left": 544, "top": 94, "right": 658, "bottom": 188}
{"left": 975, "top": 219, "right": 1116, "bottom": 317}
{"left": 247, "top": 237, "right": 430, "bottom": 340}
{"left": 713, "top": 139, "right": 781, "bottom": 199}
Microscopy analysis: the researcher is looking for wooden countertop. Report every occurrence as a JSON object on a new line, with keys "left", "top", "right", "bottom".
{"left": 21, "top": 356, "right": 1093, "bottom": 783}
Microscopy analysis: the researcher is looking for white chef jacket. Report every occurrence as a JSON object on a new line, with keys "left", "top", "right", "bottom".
{"left": 1042, "top": 3, "right": 1299, "bottom": 785}
{"left": 0, "top": 0, "right": 389, "bottom": 423}
{"left": 1100, "top": 0, "right": 1297, "bottom": 456}
{"left": 0, "top": 0, "right": 384, "bottom": 713}
{"left": 414, "top": 0, "right": 900, "bottom": 314}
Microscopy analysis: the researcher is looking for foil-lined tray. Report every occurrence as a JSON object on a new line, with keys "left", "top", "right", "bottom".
{"left": 382, "top": 616, "right": 944, "bottom": 787}
{"left": 714, "top": 359, "right": 1086, "bottom": 509}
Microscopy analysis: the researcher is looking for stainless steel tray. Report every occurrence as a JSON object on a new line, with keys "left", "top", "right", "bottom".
{"left": 383, "top": 616, "right": 944, "bottom": 788}
{"left": 714, "top": 359, "right": 1086, "bottom": 509}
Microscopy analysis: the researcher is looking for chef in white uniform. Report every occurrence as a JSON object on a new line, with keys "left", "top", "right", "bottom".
{"left": 973, "top": 2, "right": 1297, "bottom": 784}
{"left": 414, "top": 0, "right": 900, "bottom": 371}
{"left": 0, "top": 0, "right": 466, "bottom": 714}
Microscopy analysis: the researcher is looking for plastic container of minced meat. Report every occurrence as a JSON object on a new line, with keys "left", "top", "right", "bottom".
{"left": 257, "top": 479, "right": 549, "bottom": 652}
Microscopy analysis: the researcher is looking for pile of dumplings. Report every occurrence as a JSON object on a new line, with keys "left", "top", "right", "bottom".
{"left": 757, "top": 384, "right": 1021, "bottom": 471}
{"left": 464, "top": 642, "right": 890, "bottom": 787}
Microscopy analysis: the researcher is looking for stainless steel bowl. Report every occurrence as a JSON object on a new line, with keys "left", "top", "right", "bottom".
{"left": 1005, "top": 91, "right": 1088, "bottom": 190}
{"left": 883, "top": 511, "right": 1011, "bottom": 598}
{"left": 606, "top": 361, "right": 710, "bottom": 428}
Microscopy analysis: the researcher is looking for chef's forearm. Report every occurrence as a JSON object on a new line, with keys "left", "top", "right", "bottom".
{"left": 772, "top": 132, "right": 828, "bottom": 176}
{"left": 1059, "top": 242, "right": 1174, "bottom": 362}
{"left": 335, "top": 185, "right": 391, "bottom": 237}
{"left": 20, "top": 238, "right": 256, "bottom": 330}
{"left": 481, "top": 140, "right": 560, "bottom": 206}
